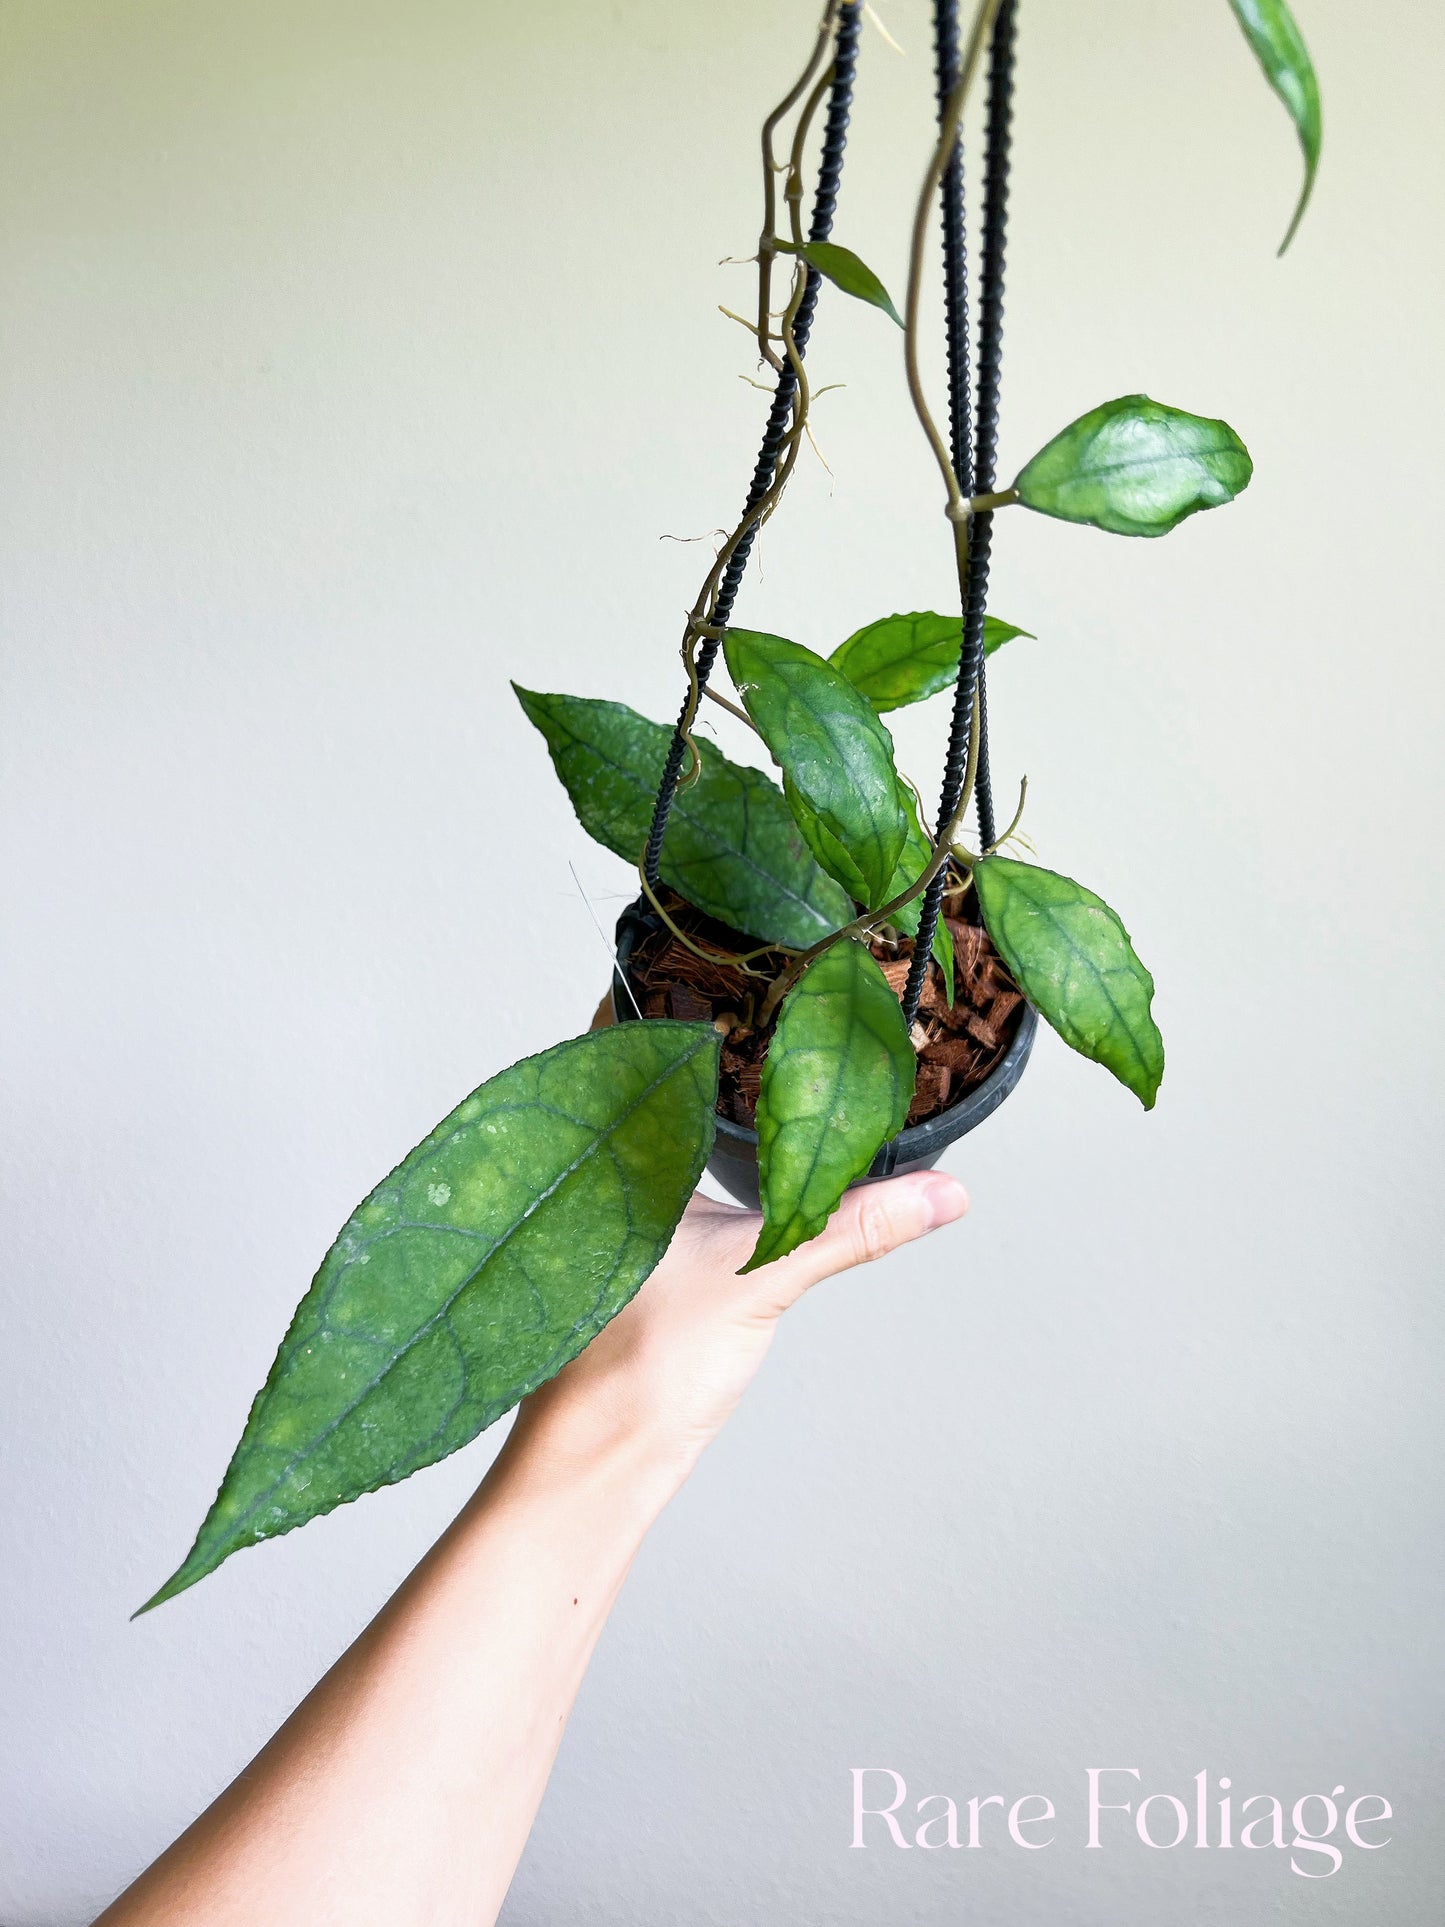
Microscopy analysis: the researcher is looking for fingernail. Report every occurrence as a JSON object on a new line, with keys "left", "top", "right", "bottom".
{"left": 920, "top": 1173, "right": 970, "bottom": 1230}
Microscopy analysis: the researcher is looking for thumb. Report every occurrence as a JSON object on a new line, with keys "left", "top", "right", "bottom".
{"left": 759, "top": 1170, "right": 970, "bottom": 1304}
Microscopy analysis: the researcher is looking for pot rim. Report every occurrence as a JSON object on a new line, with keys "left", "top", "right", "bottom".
{"left": 610, "top": 894, "right": 1036, "bottom": 1158}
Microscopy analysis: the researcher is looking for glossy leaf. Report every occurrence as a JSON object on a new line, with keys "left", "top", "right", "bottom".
{"left": 515, "top": 686, "right": 850, "bottom": 949}
{"left": 744, "top": 942, "right": 916, "bottom": 1271}
{"left": 724, "top": 629, "right": 907, "bottom": 909}
{"left": 781, "top": 776, "right": 952, "bottom": 991}
{"left": 885, "top": 788, "right": 955, "bottom": 1000}
{"left": 1228, "top": 0, "right": 1322, "bottom": 254}
{"left": 141, "top": 1022, "right": 722, "bottom": 1610}
{"left": 777, "top": 238, "right": 903, "bottom": 326}
{"left": 830, "top": 611, "right": 1035, "bottom": 712}
{"left": 1014, "top": 395, "right": 1253, "bottom": 539}
{"left": 974, "top": 856, "right": 1164, "bottom": 1109}
{"left": 783, "top": 773, "right": 870, "bottom": 906}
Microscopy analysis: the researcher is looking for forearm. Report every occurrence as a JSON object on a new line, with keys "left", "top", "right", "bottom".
{"left": 99, "top": 1400, "right": 689, "bottom": 1927}
{"left": 97, "top": 1176, "right": 962, "bottom": 1925}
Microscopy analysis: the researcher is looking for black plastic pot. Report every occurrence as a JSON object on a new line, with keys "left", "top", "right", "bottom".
{"left": 611, "top": 898, "right": 1036, "bottom": 1211}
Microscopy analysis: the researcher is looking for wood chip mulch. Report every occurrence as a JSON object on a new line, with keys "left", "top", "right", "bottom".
{"left": 624, "top": 895, "right": 1024, "bottom": 1130}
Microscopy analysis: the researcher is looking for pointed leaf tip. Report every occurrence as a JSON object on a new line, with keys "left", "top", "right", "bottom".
{"left": 975, "top": 856, "right": 1164, "bottom": 1109}
{"left": 778, "top": 239, "right": 904, "bottom": 327}
{"left": 744, "top": 941, "right": 915, "bottom": 1271}
{"left": 1227, "top": 0, "right": 1322, "bottom": 254}
{"left": 514, "top": 684, "right": 850, "bottom": 948}
{"left": 829, "top": 611, "right": 1036, "bottom": 712}
{"left": 141, "top": 1021, "right": 721, "bottom": 1606}
{"left": 723, "top": 629, "right": 908, "bottom": 910}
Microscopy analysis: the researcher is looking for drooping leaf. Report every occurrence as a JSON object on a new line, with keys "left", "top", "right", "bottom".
{"left": 141, "top": 1022, "right": 721, "bottom": 1610}
{"left": 777, "top": 238, "right": 903, "bottom": 326}
{"left": 744, "top": 941, "right": 916, "bottom": 1271}
{"left": 723, "top": 629, "right": 907, "bottom": 909}
{"left": 781, "top": 774, "right": 953, "bottom": 990}
{"left": 830, "top": 611, "right": 1035, "bottom": 712}
{"left": 885, "top": 787, "right": 955, "bottom": 1000}
{"left": 933, "top": 911, "right": 955, "bottom": 1007}
{"left": 514, "top": 686, "right": 850, "bottom": 949}
{"left": 973, "top": 856, "right": 1164, "bottom": 1108}
{"left": 783, "top": 773, "right": 870, "bottom": 906}
{"left": 1013, "top": 396, "right": 1252, "bottom": 538}
{"left": 1228, "top": 0, "right": 1322, "bottom": 254}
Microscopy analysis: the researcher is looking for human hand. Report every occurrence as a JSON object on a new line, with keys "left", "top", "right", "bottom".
{"left": 510, "top": 1171, "right": 970, "bottom": 1491}
{"left": 97, "top": 1166, "right": 967, "bottom": 1927}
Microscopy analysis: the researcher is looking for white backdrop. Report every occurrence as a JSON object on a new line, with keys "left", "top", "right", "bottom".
{"left": 3, "top": 2, "right": 1442, "bottom": 1921}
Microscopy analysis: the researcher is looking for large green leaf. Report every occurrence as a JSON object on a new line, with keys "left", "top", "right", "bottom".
{"left": 515, "top": 686, "right": 850, "bottom": 949}
{"left": 723, "top": 629, "right": 907, "bottom": 909}
{"left": 830, "top": 611, "right": 1035, "bottom": 712}
{"left": 140, "top": 1022, "right": 721, "bottom": 1610}
{"left": 744, "top": 941, "right": 916, "bottom": 1271}
{"left": 1228, "top": 0, "right": 1321, "bottom": 254}
{"left": 777, "top": 238, "right": 903, "bottom": 327}
{"left": 974, "top": 856, "right": 1164, "bottom": 1108}
{"left": 1013, "top": 395, "right": 1252, "bottom": 538}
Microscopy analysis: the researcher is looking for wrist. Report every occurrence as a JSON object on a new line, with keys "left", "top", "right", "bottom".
{"left": 499, "top": 1376, "right": 701, "bottom": 1521}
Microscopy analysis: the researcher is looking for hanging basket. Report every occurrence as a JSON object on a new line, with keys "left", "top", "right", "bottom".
{"left": 610, "top": 893, "right": 1036, "bottom": 1208}
{"left": 620, "top": 0, "right": 1032, "bottom": 1202}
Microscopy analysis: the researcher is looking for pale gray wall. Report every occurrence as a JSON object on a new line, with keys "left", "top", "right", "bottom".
{"left": 3, "top": 2, "right": 1442, "bottom": 1921}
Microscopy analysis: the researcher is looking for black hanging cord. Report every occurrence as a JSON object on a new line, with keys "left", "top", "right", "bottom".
{"left": 902, "top": 0, "right": 1017, "bottom": 1027}
{"left": 934, "top": 0, "right": 975, "bottom": 512}
{"left": 642, "top": 2, "right": 863, "bottom": 891}
{"left": 966, "top": 0, "right": 1018, "bottom": 853}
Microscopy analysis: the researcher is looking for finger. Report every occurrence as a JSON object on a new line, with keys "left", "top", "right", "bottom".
{"left": 759, "top": 1170, "right": 969, "bottom": 1303}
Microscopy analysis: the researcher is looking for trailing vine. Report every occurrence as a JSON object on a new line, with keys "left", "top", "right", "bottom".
{"left": 144, "top": 0, "right": 1325, "bottom": 1610}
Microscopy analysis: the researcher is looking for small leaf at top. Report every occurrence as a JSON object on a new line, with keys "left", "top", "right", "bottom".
{"left": 973, "top": 856, "right": 1164, "bottom": 1109}
{"left": 744, "top": 941, "right": 916, "bottom": 1271}
{"left": 1228, "top": 0, "right": 1322, "bottom": 254}
{"left": 724, "top": 629, "right": 908, "bottom": 910}
{"left": 1013, "top": 395, "right": 1252, "bottom": 538}
{"left": 140, "top": 1021, "right": 722, "bottom": 1610}
{"left": 777, "top": 238, "right": 903, "bottom": 327}
{"left": 515, "top": 686, "right": 850, "bottom": 950}
{"left": 830, "top": 610, "right": 1036, "bottom": 712}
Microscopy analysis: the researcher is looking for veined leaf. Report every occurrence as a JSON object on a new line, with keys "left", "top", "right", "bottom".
{"left": 515, "top": 685, "right": 850, "bottom": 949}
{"left": 141, "top": 1022, "right": 721, "bottom": 1610}
{"left": 782, "top": 774, "right": 953, "bottom": 993}
{"left": 724, "top": 629, "right": 907, "bottom": 909}
{"left": 777, "top": 238, "right": 903, "bottom": 327}
{"left": 783, "top": 773, "right": 869, "bottom": 906}
{"left": 885, "top": 788, "right": 955, "bottom": 1000}
{"left": 1014, "top": 395, "right": 1252, "bottom": 538}
{"left": 974, "top": 856, "right": 1164, "bottom": 1108}
{"left": 1228, "top": 0, "right": 1321, "bottom": 254}
{"left": 744, "top": 942, "right": 916, "bottom": 1271}
{"left": 830, "top": 611, "right": 1035, "bottom": 712}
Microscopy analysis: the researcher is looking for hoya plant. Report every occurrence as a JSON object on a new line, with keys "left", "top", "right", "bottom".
{"left": 141, "top": 0, "right": 1320, "bottom": 1610}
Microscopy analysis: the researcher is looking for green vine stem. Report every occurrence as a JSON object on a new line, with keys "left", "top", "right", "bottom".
{"left": 902, "top": 0, "right": 1003, "bottom": 527}
{"left": 635, "top": 860, "right": 798, "bottom": 980}
{"left": 749, "top": 1, "right": 1009, "bottom": 1030}
{"left": 664, "top": 3, "right": 857, "bottom": 797}
{"left": 649, "top": 0, "right": 1015, "bottom": 1031}
{"left": 757, "top": 3, "right": 842, "bottom": 370}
